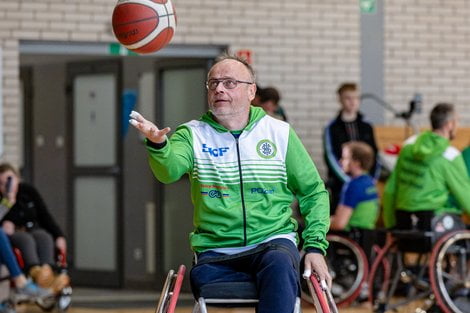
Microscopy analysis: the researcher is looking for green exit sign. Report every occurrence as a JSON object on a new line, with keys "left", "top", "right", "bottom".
{"left": 360, "top": 0, "right": 377, "bottom": 14}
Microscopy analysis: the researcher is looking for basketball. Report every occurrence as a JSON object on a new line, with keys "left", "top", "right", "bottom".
{"left": 112, "top": 0, "right": 177, "bottom": 54}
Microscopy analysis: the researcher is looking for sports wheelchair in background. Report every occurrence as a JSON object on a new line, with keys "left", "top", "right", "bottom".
{"left": 301, "top": 230, "right": 386, "bottom": 308}
{"left": 156, "top": 264, "right": 338, "bottom": 313}
{"left": 368, "top": 213, "right": 470, "bottom": 313}
{"left": 11, "top": 247, "right": 71, "bottom": 312}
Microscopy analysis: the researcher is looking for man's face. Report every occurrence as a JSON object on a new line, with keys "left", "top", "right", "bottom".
{"left": 339, "top": 90, "right": 360, "bottom": 114}
{"left": 449, "top": 116, "right": 458, "bottom": 140}
{"left": 260, "top": 100, "right": 277, "bottom": 115}
{"left": 207, "top": 59, "right": 255, "bottom": 118}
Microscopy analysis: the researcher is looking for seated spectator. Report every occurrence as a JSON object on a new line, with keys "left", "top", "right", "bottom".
{"left": 251, "top": 84, "right": 263, "bottom": 107}
{"left": 330, "top": 141, "right": 379, "bottom": 259}
{"left": 383, "top": 103, "right": 470, "bottom": 230}
{"left": 255, "top": 86, "right": 288, "bottom": 121}
{"left": 0, "top": 163, "right": 69, "bottom": 294}
{"left": 0, "top": 228, "right": 52, "bottom": 311}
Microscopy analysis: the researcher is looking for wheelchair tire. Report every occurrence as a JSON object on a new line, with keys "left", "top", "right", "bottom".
{"left": 301, "top": 234, "right": 368, "bottom": 307}
{"left": 429, "top": 230, "right": 470, "bottom": 313}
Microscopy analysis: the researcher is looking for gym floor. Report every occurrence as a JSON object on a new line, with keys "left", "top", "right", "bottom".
{"left": 12, "top": 287, "right": 426, "bottom": 313}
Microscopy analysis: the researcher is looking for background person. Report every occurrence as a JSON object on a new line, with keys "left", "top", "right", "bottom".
{"left": 330, "top": 141, "right": 379, "bottom": 261}
{"left": 0, "top": 163, "right": 69, "bottom": 294}
{"left": 383, "top": 103, "right": 470, "bottom": 229}
{"left": 256, "top": 86, "right": 288, "bottom": 121}
{"left": 0, "top": 228, "right": 52, "bottom": 309}
{"left": 130, "top": 54, "right": 331, "bottom": 313}
{"left": 324, "top": 82, "right": 380, "bottom": 215}
{"left": 463, "top": 143, "right": 470, "bottom": 175}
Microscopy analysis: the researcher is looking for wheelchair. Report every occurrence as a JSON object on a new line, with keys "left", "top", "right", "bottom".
{"left": 368, "top": 213, "right": 470, "bottom": 313}
{"left": 300, "top": 230, "right": 386, "bottom": 308}
{"left": 155, "top": 264, "right": 338, "bottom": 313}
{"left": 9, "top": 247, "right": 72, "bottom": 312}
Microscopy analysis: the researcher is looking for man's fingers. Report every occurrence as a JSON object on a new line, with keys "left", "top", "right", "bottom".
{"left": 160, "top": 127, "right": 171, "bottom": 136}
{"left": 302, "top": 268, "right": 312, "bottom": 279}
{"left": 130, "top": 110, "right": 144, "bottom": 122}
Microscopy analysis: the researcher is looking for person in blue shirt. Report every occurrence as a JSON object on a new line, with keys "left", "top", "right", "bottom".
{"left": 330, "top": 141, "right": 379, "bottom": 231}
{"left": 330, "top": 141, "right": 379, "bottom": 258}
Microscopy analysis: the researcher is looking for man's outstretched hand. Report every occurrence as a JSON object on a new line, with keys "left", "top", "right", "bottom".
{"left": 129, "top": 110, "right": 171, "bottom": 144}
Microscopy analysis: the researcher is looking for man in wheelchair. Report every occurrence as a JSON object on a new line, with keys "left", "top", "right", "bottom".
{"left": 330, "top": 141, "right": 379, "bottom": 259}
{"left": 383, "top": 102, "right": 470, "bottom": 233}
{"left": 377, "top": 102, "right": 470, "bottom": 313}
{"left": 130, "top": 53, "right": 331, "bottom": 313}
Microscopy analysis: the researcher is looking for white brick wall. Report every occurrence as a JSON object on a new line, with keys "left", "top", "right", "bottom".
{"left": 1, "top": 0, "right": 469, "bottom": 175}
{"left": 384, "top": 0, "right": 470, "bottom": 131}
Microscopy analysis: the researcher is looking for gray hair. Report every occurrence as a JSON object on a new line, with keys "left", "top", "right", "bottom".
{"left": 208, "top": 52, "right": 256, "bottom": 82}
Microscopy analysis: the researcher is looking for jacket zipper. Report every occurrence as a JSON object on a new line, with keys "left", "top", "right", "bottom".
{"left": 235, "top": 137, "right": 247, "bottom": 246}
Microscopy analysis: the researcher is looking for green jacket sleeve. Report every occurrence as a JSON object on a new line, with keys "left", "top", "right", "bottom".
{"left": 286, "top": 128, "right": 330, "bottom": 254}
{"left": 146, "top": 126, "right": 194, "bottom": 184}
{"left": 445, "top": 155, "right": 470, "bottom": 215}
{"left": 382, "top": 169, "right": 397, "bottom": 228}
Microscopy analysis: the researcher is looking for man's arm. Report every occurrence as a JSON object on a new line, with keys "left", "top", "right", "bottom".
{"left": 445, "top": 155, "right": 470, "bottom": 215}
{"left": 330, "top": 205, "right": 353, "bottom": 230}
{"left": 286, "top": 128, "right": 331, "bottom": 284}
{"left": 130, "top": 111, "right": 193, "bottom": 183}
{"left": 382, "top": 169, "right": 397, "bottom": 228}
{"left": 323, "top": 123, "right": 349, "bottom": 183}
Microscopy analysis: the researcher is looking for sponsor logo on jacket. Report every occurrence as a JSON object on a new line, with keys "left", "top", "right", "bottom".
{"left": 202, "top": 144, "right": 229, "bottom": 157}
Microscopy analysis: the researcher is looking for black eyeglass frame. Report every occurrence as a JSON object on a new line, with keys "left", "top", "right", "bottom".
{"left": 205, "top": 78, "right": 254, "bottom": 90}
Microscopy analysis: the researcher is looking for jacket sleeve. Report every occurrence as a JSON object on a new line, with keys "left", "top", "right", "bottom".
{"left": 323, "top": 124, "right": 349, "bottom": 183}
{"left": 382, "top": 169, "right": 397, "bottom": 228}
{"left": 146, "top": 125, "right": 194, "bottom": 184}
{"left": 287, "top": 128, "right": 330, "bottom": 254}
{"left": 445, "top": 155, "right": 470, "bottom": 215}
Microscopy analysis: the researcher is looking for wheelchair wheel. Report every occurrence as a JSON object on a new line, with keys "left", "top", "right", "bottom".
{"left": 369, "top": 239, "right": 431, "bottom": 313}
{"left": 430, "top": 230, "right": 470, "bottom": 313}
{"left": 301, "top": 234, "right": 368, "bottom": 307}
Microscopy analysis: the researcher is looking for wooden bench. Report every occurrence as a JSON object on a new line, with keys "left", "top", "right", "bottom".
{"left": 375, "top": 126, "right": 470, "bottom": 151}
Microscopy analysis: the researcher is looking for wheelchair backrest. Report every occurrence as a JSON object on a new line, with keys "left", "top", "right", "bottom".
{"left": 431, "top": 214, "right": 466, "bottom": 237}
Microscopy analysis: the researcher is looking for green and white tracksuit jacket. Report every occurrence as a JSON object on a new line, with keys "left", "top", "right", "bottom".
{"left": 383, "top": 131, "right": 470, "bottom": 228}
{"left": 146, "top": 107, "right": 330, "bottom": 254}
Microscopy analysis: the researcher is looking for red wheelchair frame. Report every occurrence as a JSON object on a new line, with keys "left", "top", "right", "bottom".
{"left": 155, "top": 264, "right": 338, "bottom": 313}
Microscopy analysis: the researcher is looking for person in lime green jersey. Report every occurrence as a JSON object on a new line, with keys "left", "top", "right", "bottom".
{"left": 463, "top": 144, "right": 470, "bottom": 176}
{"left": 383, "top": 103, "right": 470, "bottom": 229}
{"left": 129, "top": 53, "right": 330, "bottom": 313}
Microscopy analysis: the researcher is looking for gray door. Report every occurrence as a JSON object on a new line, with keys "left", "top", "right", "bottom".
{"left": 154, "top": 59, "right": 210, "bottom": 289}
{"left": 67, "top": 61, "right": 123, "bottom": 287}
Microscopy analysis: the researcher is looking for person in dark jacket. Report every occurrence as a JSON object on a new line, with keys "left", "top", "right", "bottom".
{"left": 0, "top": 163, "right": 69, "bottom": 294}
{"left": 324, "top": 83, "right": 380, "bottom": 214}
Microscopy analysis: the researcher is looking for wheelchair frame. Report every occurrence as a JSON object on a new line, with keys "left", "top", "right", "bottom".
{"left": 368, "top": 228, "right": 470, "bottom": 313}
{"left": 155, "top": 264, "right": 338, "bottom": 313}
{"left": 301, "top": 232, "right": 387, "bottom": 308}
{"left": 9, "top": 246, "right": 72, "bottom": 313}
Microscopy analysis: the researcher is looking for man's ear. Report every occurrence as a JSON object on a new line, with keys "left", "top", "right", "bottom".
{"left": 248, "top": 84, "right": 256, "bottom": 101}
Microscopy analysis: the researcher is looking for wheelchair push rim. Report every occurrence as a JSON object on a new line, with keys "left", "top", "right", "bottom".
{"left": 429, "top": 230, "right": 470, "bottom": 313}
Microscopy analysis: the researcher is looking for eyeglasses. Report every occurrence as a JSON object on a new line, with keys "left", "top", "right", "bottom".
{"left": 205, "top": 78, "right": 254, "bottom": 90}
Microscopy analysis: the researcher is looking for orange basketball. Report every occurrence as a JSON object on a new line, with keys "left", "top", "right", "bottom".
{"left": 112, "top": 0, "right": 177, "bottom": 54}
